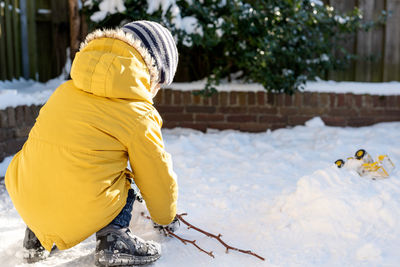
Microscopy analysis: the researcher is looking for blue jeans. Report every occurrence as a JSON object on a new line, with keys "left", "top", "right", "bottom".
{"left": 109, "top": 188, "right": 136, "bottom": 228}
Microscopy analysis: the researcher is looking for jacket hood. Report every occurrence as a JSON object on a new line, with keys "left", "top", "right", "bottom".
{"left": 71, "top": 29, "right": 161, "bottom": 103}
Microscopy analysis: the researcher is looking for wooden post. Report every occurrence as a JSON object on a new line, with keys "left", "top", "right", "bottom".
{"left": 0, "top": 2, "right": 8, "bottom": 80}
{"left": 4, "top": 0, "right": 15, "bottom": 80}
{"left": 26, "top": 0, "right": 38, "bottom": 80}
{"left": 68, "top": 0, "right": 80, "bottom": 63}
{"left": 19, "top": 0, "right": 30, "bottom": 79}
{"left": 12, "top": 0, "right": 22, "bottom": 78}
{"left": 355, "top": 0, "right": 385, "bottom": 82}
{"left": 328, "top": 0, "right": 357, "bottom": 81}
{"left": 383, "top": 0, "right": 400, "bottom": 81}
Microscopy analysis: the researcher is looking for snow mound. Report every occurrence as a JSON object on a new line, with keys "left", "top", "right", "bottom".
{"left": 268, "top": 165, "right": 400, "bottom": 264}
{"left": 305, "top": 117, "right": 325, "bottom": 127}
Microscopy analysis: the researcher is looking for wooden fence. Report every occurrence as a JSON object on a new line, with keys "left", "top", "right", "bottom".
{"left": 1, "top": 1, "right": 400, "bottom": 82}
{"left": 327, "top": 0, "right": 400, "bottom": 82}
{"left": 0, "top": 0, "right": 69, "bottom": 82}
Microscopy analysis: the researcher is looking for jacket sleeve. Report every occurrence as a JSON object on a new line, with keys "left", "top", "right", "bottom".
{"left": 127, "top": 109, "right": 178, "bottom": 225}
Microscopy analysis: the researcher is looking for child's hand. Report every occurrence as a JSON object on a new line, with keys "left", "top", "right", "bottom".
{"left": 153, "top": 216, "right": 180, "bottom": 233}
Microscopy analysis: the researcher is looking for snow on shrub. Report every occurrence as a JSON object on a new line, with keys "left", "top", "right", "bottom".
{"left": 83, "top": 0, "right": 386, "bottom": 95}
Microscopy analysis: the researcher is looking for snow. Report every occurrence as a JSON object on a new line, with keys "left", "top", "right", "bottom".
{"left": 0, "top": 77, "right": 65, "bottom": 110}
{"left": 1, "top": 118, "right": 400, "bottom": 266}
{"left": 1, "top": 78, "right": 399, "bottom": 110}
{"left": 169, "top": 79, "right": 400, "bottom": 94}
{"left": 88, "top": 0, "right": 126, "bottom": 22}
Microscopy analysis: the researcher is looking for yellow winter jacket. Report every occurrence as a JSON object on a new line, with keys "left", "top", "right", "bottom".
{"left": 5, "top": 33, "right": 178, "bottom": 251}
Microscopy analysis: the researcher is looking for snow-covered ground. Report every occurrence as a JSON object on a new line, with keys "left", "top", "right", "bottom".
{"left": 1, "top": 118, "right": 399, "bottom": 266}
{"left": 1, "top": 77, "right": 399, "bottom": 110}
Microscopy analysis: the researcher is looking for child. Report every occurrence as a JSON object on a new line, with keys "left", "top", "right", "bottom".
{"left": 5, "top": 20, "right": 179, "bottom": 266}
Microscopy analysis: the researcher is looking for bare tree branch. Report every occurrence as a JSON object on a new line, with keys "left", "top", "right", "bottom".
{"left": 140, "top": 212, "right": 265, "bottom": 261}
{"left": 140, "top": 212, "right": 214, "bottom": 258}
{"left": 176, "top": 213, "right": 265, "bottom": 261}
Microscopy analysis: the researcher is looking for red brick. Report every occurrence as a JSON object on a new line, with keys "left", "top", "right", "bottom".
{"left": 163, "top": 121, "right": 179, "bottom": 129}
{"left": 164, "top": 89, "right": 172, "bottom": 104}
{"left": 321, "top": 116, "right": 346, "bottom": 126}
{"left": 362, "top": 95, "right": 373, "bottom": 108}
{"left": 385, "top": 95, "right": 397, "bottom": 108}
{"left": 227, "top": 115, "right": 257, "bottom": 123}
{"left": 15, "top": 106, "right": 25, "bottom": 125}
{"left": 319, "top": 93, "right": 330, "bottom": 108}
{"left": 299, "top": 107, "right": 325, "bottom": 116}
{"left": 288, "top": 116, "right": 313, "bottom": 125}
{"left": 24, "top": 105, "right": 35, "bottom": 124}
{"left": 330, "top": 94, "right": 336, "bottom": 108}
{"left": 211, "top": 93, "right": 219, "bottom": 106}
{"left": 248, "top": 107, "right": 278, "bottom": 114}
{"left": 279, "top": 107, "right": 299, "bottom": 116}
{"left": 15, "top": 126, "right": 32, "bottom": 138}
{"left": 359, "top": 108, "right": 388, "bottom": 117}
{"left": 328, "top": 108, "right": 357, "bottom": 117}
{"left": 230, "top": 92, "right": 238, "bottom": 105}
{"left": 220, "top": 92, "right": 228, "bottom": 106}
{"left": 163, "top": 114, "right": 193, "bottom": 122}
{"left": 285, "top": 94, "right": 293, "bottom": 106}
{"left": 239, "top": 123, "right": 269, "bottom": 132}
{"left": 238, "top": 92, "right": 247, "bottom": 106}
{"left": 354, "top": 95, "right": 362, "bottom": 107}
{"left": 336, "top": 93, "right": 346, "bottom": 107}
{"left": 259, "top": 115, "right": 287, "bottom": 124}
{"left": 154, "top": 91, "right": 163, "bottom": 105}
{"left": 269, "top": 123, "right": 287, "bottom": 130}
{"left": 186, "top": 106, "right": 216, "bottom": 113}
{"left": 374, "top": 117, "right": 400, "bottom": 123}
{"left": 156, "top": 106, "right": 184, "bottom": 113}
{"left": 193, "top": 94, "right": 202, "bottom": 105}
{"left": 267, "top": 92, "right": 275, "bottom": 106}
{"left": 195, "top": 114, "right": 224, "bottom": 122}
{"left": 5, "top": 138, "right": 26, "bottom": 154}
{"left": 257, "top": 92, "right": 266, "bottom": 105}
{"left": 6, "top": 107, "right": 16, "bottom": 127}
{"left": 384, "top": 110, "right": 400, "bottom": 117}
{"left": 179, "top": 122, "right": 207, "bottom": 132}
{"left": 0, "top": 128, "right": 14, "bottom": 142}
{"left": 31, "top": 105, "right": 41, "bottom": 118}
{"left": 202, "top": 96, "right": 211, "bottom": 106}
{"left": 373, "top": 95, "right": 386, "bottom": 108}
{"left": 276, "top": 94, "right": 285, "bottom": 106}
{"left": 303, "top": 92, "right": 318, "bottom": 107}
{"left": 183, "top": 91, "right": 192, "bottom": 105}
{"left": 294, "top": 92, "right": 303, "bottom": 107}
{"left": 208, "top": 123, "right": 240, "bottom": 131}
{"left": 0, "top": 110, "right": 7, "bottom": 128}
{"left": 173, "top": 91, "right": 182, "bottom": 105}
{"left": 218, "top": 107, "right": 248, "bottom": 114}
{"left": 344, "top": 93, "right": 355, "bottom": 107}
{"left": 347, "top": 117, "right": 376, "bottom": 127}
{"left": 248, "top": 92, "right": 255, "bottom": 105}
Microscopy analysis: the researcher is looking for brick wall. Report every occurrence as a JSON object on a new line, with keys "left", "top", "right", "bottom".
{"left": 154, "top": 90, "right": 400, "bottom": 131}
{"left": 1, "top": 90, "right": 400, "bottom": 163}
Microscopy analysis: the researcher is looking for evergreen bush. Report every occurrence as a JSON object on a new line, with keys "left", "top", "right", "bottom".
{"left": 84, "top": 0, "right": 386, "bottom": 95}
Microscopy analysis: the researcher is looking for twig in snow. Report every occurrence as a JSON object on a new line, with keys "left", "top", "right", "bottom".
{"left": 140, "top": 212, "right": 214, "bottom": 258}
{"left": 141, "top": 212, "right": 265, "bottom": 261}
{"left": 176, "top": 213, "right": 265, "bottom": 261}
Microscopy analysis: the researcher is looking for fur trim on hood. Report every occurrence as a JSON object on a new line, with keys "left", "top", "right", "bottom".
{"left": 80, "top": 28, "right": 160, "bottom": 95}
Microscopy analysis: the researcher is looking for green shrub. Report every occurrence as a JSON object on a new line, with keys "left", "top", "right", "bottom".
{"left": 84, "top": 0, "right": 386, "bottom": 95}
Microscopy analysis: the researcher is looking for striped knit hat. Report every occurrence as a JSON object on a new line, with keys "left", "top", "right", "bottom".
{"left": 122, "top": 21, "right": 178, "bottom": 86}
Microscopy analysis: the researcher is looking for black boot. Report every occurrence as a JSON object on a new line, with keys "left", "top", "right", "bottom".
{"left": 95, "top": 225, "right": 161, "bottom": 266}
{"left": 23, "top": 227, "right": 49, "bottom": 263}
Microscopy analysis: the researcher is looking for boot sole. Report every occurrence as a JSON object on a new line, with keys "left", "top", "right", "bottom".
{"left": 95, "top": 252, "right": 161, "bottom": 266}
